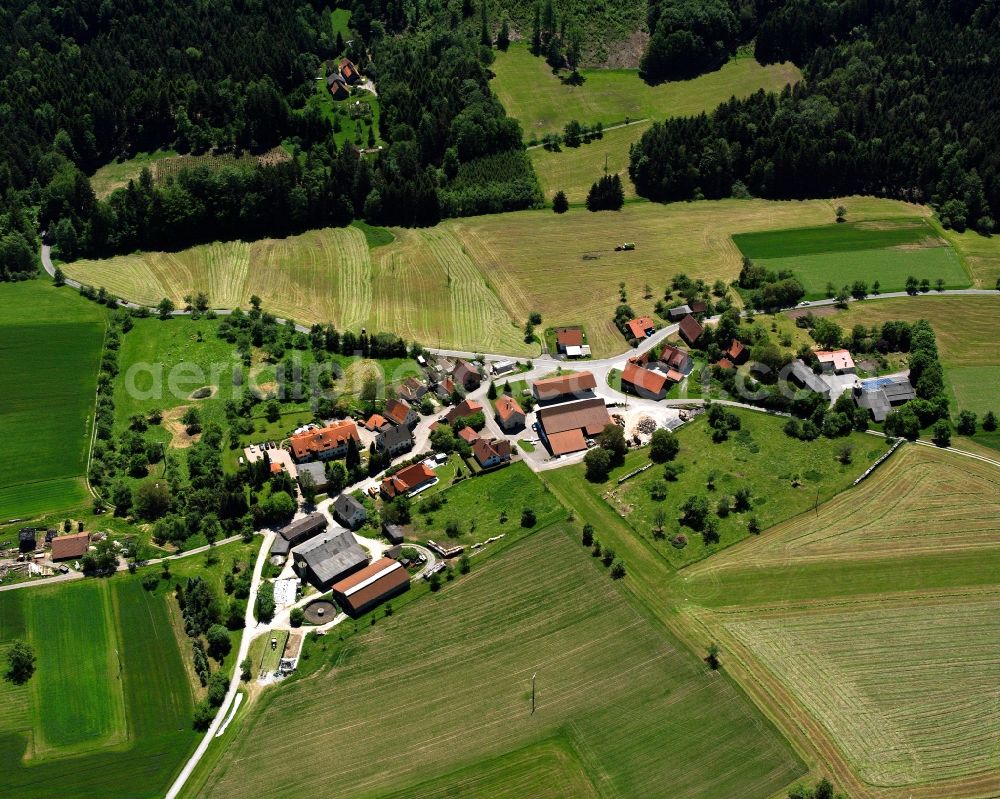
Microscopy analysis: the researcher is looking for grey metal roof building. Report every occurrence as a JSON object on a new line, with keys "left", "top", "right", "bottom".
{"left": 271, "top": 512, "right": 328, "bottom": 557}
{"left": 854, "top": 377, "right": 915, "bottom": 422}
{"left": 788, "top": 360, "right": 830, "bottom": 396}
{"left": 333, "top": 494, "right": 367, "bottom": 529}
{"left": 292, "top": 529, "right": 368, "bottom": 590}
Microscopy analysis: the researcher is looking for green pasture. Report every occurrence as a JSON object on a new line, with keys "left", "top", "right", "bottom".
{"left": 732, "top": 219, "right": 937, "bottom": 258}
{"left": 0, "top": 577, "right": 195, "bottom": 797}
{"left": 551, "top": 410, "right": 880, "bottom": 568}
{"left": 330, "top": 8, "right": 351, "bottom": 40}
{"left": 0, "top": 281, "right": 106, "bottom": 519}
{"left": 491, "top": 45, "right": 801, "bottom": 139}
{"left": 409, "top": 461, "right": 566, "bottom": 545}
{"left": 946, "top": 365, "right": 1000, "bottom": 416}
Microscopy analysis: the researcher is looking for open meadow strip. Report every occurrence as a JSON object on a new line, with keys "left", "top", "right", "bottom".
{"left": 0, "top": 281, "right": 106, "bottom": 519}
{"left": 198, "top": 524, "right": 802, "bottom": 799}
{"left": 369, "top": 228, "right": 443, "bottom": 345}
{"left": 25, "top": 580, "right": 127, "bottom": 757}
{"left": 205, "top": 240, "right": 250, "bottom": 308}
{"left": 329, "top": 226, "right": 372, "bottom": 331}
{"left": 722, "top": 596, "right": 1000, "bottom": 787}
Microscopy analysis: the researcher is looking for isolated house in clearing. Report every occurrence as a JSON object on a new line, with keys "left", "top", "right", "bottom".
{"left": 327, "top": 72, "right": 349, "bottom": 99}
{"left": 339, "top": 57, "right": 360, "bottom": 84}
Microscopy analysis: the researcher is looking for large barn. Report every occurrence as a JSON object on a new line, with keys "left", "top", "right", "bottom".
{"left": 535, "top": 397, "right": 612, "bottom": 455}
{"left": 332, "top": 557, "right": 410, "bottom": 617}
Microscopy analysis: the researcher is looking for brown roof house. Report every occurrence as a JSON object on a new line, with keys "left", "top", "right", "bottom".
{"left": 50, "top": 532, "right": 89, "bottom": 561}
{"left": 660, "top": 343, "right": 693, "bottom": 374}
{"left": 332, "top": 557, "right": 410, "bottom": 617}
{"left": 621, "top": 362, "right": 669, "bottom": 401}
{"left": 494, "top": 394, "right": 525, "bottom": 431}
{"left": 397, "top": 377, "right": 427, "bottom": 403}
{"left": 384, "top": 398, "right": 419, "bottom": 430}
{"left": 722, "top": 339, "right": 748, "bottom": 366}
{"left": 472, "top": 438, "right": 512, "bottom": 469}
{"left": 339, "top": 58, "right": 361, "bottom": 84}
{"left": 554, "top": 327, "right": 584, "bottom": 352}
{"left": 381, "top": 462, "right": 437, "bottom": 499}
{"left": 626, "top": 316, "right": 657, "bottom": 341}
{"left": 364, "top": 414, "right": 390, "bottom": 432}
{"left": 536, "top": 397, "right": 612, "bottom": 456}
{"left": 453, "top": 360, "right": 481, "bottom": 391}
{"left": 327, "top": 71, "right": 349, "bottom": 99}
{"left": 677, "top": 314, "right": 704, "bottom": 346}
{"left": 444, "top": 398, "right": 483, "bottom": 425}
{"left": 532, "top": 371, "right": 597, "bottom": 403}
{"left": 289, "top": 420, "right": 360, "bottom": 462}
{"left": 457, "top": 426, "right": 480, "bottom": 444}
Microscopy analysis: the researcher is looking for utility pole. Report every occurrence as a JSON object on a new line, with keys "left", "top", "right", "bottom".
{"left": 531, "top": 672, "right": 536, "bottom": 714}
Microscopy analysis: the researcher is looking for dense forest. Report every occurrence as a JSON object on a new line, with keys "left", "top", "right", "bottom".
{"left": 630, "top": 0, "right": 1000, "bottom": 233}
{"left": 0, "top": 0, "right": 539, "bottom": 272}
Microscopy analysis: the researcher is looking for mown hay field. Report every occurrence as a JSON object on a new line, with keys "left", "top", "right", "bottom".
{"left": 826, "top": 295, "right": 1000, "bottom": 414}
{"left": 491, "top": 45, "right": 801, "bottom": 139}
{"left": 196, "top": 524, "right": 803, "bottom": 799}
{"left": 0, "top": 577, "right": 196, "bottom": 798}
{"left": 724, "top": 596, "right": 1000, "bottom": 787}
{"left": 0, "top": 281, "right": 106, "bottom": 519}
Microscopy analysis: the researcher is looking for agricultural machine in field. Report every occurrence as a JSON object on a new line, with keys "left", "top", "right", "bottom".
{"left": 614, "top": 242, "right": 636, "bottom": 251}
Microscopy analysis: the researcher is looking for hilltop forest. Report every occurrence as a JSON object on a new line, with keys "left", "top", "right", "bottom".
{"left": 629, "top": 0, "right": 1000, "bottom": 234}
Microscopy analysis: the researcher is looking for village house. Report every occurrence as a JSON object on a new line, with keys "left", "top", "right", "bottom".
{"left": 723, "top": 339, "right": 749, "bottom": 366}
{"left": 667, "top": 304, "right": 692, "bottom": 321}
{"left": 384, "top": 398, "right": 419, "bottom": 430}
{"left": 333, "top": 494, "right": 367, "bottom": 530}
{"left": 433, "top": 376, "right": 456, "bottom": 402}
{"left": 293, "top": 529, "right": 369, "bottom": 591}
{"left": 50, "top": 532, "right": 89, "bottom": 561}
{"left": 554, "top": 327, "right": 584, "bottom": 353}
{"left": 270, "top": 512, "right": 328, "bottom": 557}
{"left": 532, "top": 371, "right": 597, "bottom": 403}
{"left": 853, "top": 376, "right": 916, "bottom": 422}
{"left": 621, "top": 362, "right": 670, "bottom": 401}
{"left": 364, "top": 413, "right": 390, "bottom": 432}
{"left": 453, "top": 360, "right": 481, "bottom": 391}
{"left": 458, "top": 426, "right": 480, "bottom": 445}
{"left": 472, "top": 437, "right": 512, "bottom": 469}
{"left": 382, "top": 521, "right": 405, "bottom": 545}
{"left": 677, "top": 314, "right": 704, "bottom": 346}
{"left": 397, "top": 376, "right": 427, "bottom": 403}
{"left": 289, "top": 420, "right": 360, "bottom": 462}
{"left": 494, "top": 393, "right": 525, "bottom": 431}
{"left": 788, "top": 360, "right": 831, "bottom": 398}
{"left": 444, "top": 398, "right": 483, "bottom": 426}
{"left": 332, "top": 557, "right": 410, "bottom": 617}
{"left": 376, "top": 424, "right": 414, "bottom": 457}
{"left": 659, "top": 343, "right": 693, "bottom": 374}
{"left": 536, "top": 397, "right": 613, "bottom": 456}
{"left": 815, "top": 349, "right": 856, "bottom": 375}
{"left": 381, "top": 462, "right": 437, "bottom": 499}
{"left": 626, "top": 316, "right": 657, "bottom": 341}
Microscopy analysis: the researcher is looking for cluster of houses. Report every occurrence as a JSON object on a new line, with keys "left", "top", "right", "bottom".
{"left": 16, "top": 526, "right": 90, "bottom": 562}
{"left": 621, "top": 343, "right": 694, "bottom": 401}
{"left": 270, "top": 511, "right": 409, "bottom": 616}
{"left": 326, "top": 57, "right": 362, "bottom": 100}
{"left": 528, "top": 371, "right": 615, "bottom": 457}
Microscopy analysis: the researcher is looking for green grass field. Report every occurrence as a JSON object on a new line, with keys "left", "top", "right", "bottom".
{"left": 0, "top": 281, "right": 106, "bottom": 519}
{"left": 733, "top": 218, "right": 970, "bottom": 298}
{"left": 492, "top": 45, "right": 801, "bottom": 139}
{"left": 0, "top": 577, "right": 196, "bottom": 797}
{"left": 410, "top": 461, "right": 566, "bottom": 545}
{"left": 191, "top": 523, "right": 804, "bottom": 799}
{"left": 554, "top": 409, "right": 880, "bottom": 567}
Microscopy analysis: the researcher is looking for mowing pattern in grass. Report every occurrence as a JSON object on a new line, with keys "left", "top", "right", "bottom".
{"left": 0, "top": 281, "right": 106, "bottom": 519}
{"left": 825, "top": 295, "right": 1000, "bottom": 415}
{"left": 198, "top": 524, "right": 803, "bottom": 799}
{"left": 725, "top": 597, "right": 1000, "bottom": 786}
{"left": 448, "top": 197, "right": 926, "bottom": 356}
{"left": 27, "top": 581, "right": 127, "bottom": 757}
{"left": 0, "top": 577, "right": 195, "bottom": 798}
{"left": 492, "top": 45, "right": 800, "bottom": 139}
{"left": 732, "top": 218, "right": 969, "bottom": 298}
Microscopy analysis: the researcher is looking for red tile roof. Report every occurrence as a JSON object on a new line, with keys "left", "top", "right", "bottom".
{"left": 622, "top": 362, "right": 668, "bottom": 395}
{"left": 289, "top": 420, "right": 360, "bottom": 460}
{"left": 332, "top": 557, "right": 409, "bottom": 614}
{"left": 626, "top": 316, "right": 656, "bottom": 340}
{"left": 555, "top": 327, "right": 584, "bottom": 347}
{"left": 365, "top": 414, "right": 388, "bottom": 431}
{"left": 494, "top": 394, "right": 524, "bottom": 422}
{"left": 458, "top": 427, "right": 479, "bottom": 444}
{"left": 270, "top": 462, "right": 284, "bottom": 474}
{"left": 384, "top": 398, "right": 413, "bottom": 426}
{"left": 532, "top": 371, "right": 597, "bottom": 401}
{"left": 51, "top": 532, "right": 89, "bottom": 561}
{"left": 381, "top": 462, "right": 436, "bottom": 498}
{"left": 444, "top": 399, "right": 483, "bottom": 424}
{"left": 546, "top": 428, "right": 587, "bottom": 455}
{"left": 472, "top": 437, "right": 511, "bottom": 465}
{"left": 724, "top": 339, "right": 746, "bottom": 361}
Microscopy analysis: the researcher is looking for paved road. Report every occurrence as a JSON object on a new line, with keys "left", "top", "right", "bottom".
{"left": 165, "top": 530, "right": 273, "bottom": 799}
